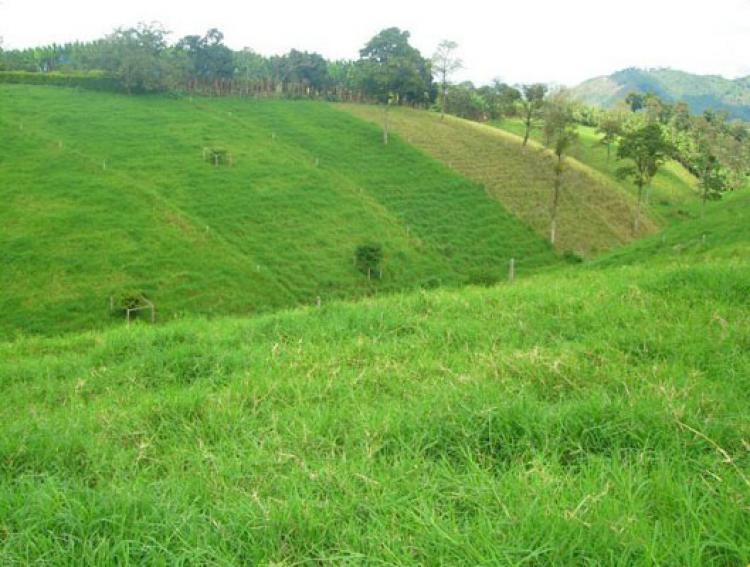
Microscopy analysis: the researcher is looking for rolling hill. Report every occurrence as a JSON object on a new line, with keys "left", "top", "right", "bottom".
{"left": 340, "top": 104, "right": 661, "bottom": 255}
{"left": 571, "top": 67, "right": 750, "bottom": 120}
{"left": 490, "top": 116, "right": 699, "bottom": 225}
{"left": 1, "top": 84, "right": 562, "bottom": 337}
{"left": 1, "top": 185, "right": 748, "bottom": 565}
{"left": 1, "top": 85, "right": 662, "bottom": 339}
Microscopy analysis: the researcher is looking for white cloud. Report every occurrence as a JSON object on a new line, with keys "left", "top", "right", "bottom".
{"left": 2, "top": 0, "right": 749, "bottom": 85}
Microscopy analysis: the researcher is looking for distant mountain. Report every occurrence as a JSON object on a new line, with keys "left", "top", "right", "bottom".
{"left": 571, "top": 68, "right": 750, "bottom": 121}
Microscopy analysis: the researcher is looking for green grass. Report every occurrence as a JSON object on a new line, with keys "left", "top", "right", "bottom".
{"left": 492, "top": 118, "right": 699, "bottom": 224}
{"left": 341, "top": 104, "right": 665, "bottom": 257}
{"left": 0, "top": 85, "right": 559, "bottom": 337}
{"left": 593, "top": 190, "right": 750, "bottom": 267}
{"left": 1, "top": 193, "right": 749, "bottom": 563}
{"left": 3, "top": 86, "right": 747, "bottom": 564}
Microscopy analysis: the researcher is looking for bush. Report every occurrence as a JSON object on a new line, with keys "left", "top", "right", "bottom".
{"left": 355, "top": 244, "right": 383, "bottom": 279}
{"left": 204, "top": 148, "right": 230, "bottom": 166}
{"left": 111, "top": 292, "right": 152, "bottom": 320}
{"left": 563, "top": 250, "right": 584, "bottom": 264}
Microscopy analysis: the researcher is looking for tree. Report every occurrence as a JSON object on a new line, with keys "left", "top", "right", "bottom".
{"left": 477, "top": 81, "right": 521, "bottom": 120}
{"left": 176, "top": 29, "right": 234, "bottom": 88}
{"left": 691, "top": 116, "right": 732, "bottom": 212}
{"left": 718, "top": 123, "right": 750, "bottom": 191}
{"left": 445, "top": 82, "right": 486, "bottom": 120}
{"left": 358, "top": 28, "right": 433, "bottom": 144}
{"left": 625, "top": 92, "right": 645, "bottom": 112}
{"left": 670, "top": 102, "right": 692, "bottom": 133}
{"left": 519, "top": 83, "right": 548, "bottom": 146}
{"left": 277, "top": 49, "right": 330, "bottom": 93}
{"left": 104, "top": 23, "right": 170, "bottom": 94}
{"left": 597, "top": 109, "right": 624, "bottom": 162}
{"left": 355, "top": 244, "right": 383, "bottom": 279}
{"left": 542, "top": 92, "right": 578, "bottom": 245}
{"left": 358, "top": 27, "right": 432, "bottom": 104}
{"left": 234, "top": 48, "right": 270, "bottom": 82}
{"left": 644, "top": 93, "right": 672, "bottom": 124}
{"left": 431, "top": 40, "right": 462, "bottom": 120}
{"left": 617, "top": 123, "right": 673, "bottom": 234}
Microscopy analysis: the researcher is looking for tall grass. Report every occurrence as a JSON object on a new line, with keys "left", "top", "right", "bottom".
{"left": 1, "top": 221, "right": 748, "bottom": 563}
{"left": 2, "top": 86, "right": 745, "bottom": 565}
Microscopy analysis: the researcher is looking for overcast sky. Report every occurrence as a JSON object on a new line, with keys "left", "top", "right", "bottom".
{"left": 2, "top": 0, "right": 749, "bottom": 86}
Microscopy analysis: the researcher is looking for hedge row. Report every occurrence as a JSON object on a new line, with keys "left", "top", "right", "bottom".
{"left": 0, "top": 71, "right": 123, "bottom": 92}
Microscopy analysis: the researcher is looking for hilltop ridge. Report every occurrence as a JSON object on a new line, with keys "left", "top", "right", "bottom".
{"left": 571, "top": 67, "right": 750, "bottom": 120}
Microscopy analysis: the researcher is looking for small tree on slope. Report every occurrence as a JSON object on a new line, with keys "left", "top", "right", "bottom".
{"left": 431, "top": 40, "right": 463, "bottom": 120}
{"left": 520, "top": 83, "right": 548, "bottom": 146}
{"left": 691, "top": 115, "right": 734, "bottom": 214}
{"left": 616, "top": 123, "right": 673, "bottom": 235}
{"left": 597, "top": 109, "right": 624, "bottom": 163}
{"left": 543, "top": 92, "right": 578, "bottom": 246}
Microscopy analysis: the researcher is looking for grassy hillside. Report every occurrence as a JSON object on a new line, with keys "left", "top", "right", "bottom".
{"left": 571, "top": 67, "right": 750, "bottom": 120}
{"left": 493, "top": 118, "right": 699, "bottom": 225}
{"left": 341, "top": 104, "right": 659, "bottom": 257}
{"left": 1, "top": 193, "right": 749, "bottom": 564}
{"left": 594, "top": 190, "right": 750, "bottom": 267}
{"left": 0, "top": 85, "right": 559, "bottom": 337}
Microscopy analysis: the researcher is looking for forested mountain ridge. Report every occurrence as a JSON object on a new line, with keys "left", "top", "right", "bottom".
{"left": 571, "top": 67, "right": 750, "bottom": 120}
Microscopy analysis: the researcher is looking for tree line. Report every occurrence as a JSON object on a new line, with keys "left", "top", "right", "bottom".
{"left": 0, "top": 24, "right": 435, "bottom": 102}
{"left": 518, "top": 88, "right": 750, "bottom": 241}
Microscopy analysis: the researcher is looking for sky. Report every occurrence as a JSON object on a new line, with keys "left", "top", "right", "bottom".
{"left": 2, "top": 0, "right": 750, "bottom": 86}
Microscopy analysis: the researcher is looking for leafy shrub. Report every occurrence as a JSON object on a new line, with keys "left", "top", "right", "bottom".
{"left": 355, "top": 244, "right": 383, "bottom": 279}
{"left": 111, "top": 292, "right": 151, "bottom": 320}
{"left": 204, "top": 148, "right": 230, "bottom": 166}
{"left": 563, "top": 250, "right": 584, "bottom": 264}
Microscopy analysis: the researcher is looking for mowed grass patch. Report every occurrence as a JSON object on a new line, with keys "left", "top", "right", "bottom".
{"left": 0, "top": 85, "right": 558, "bottom": 337}
{"left": 1, "top": 244, "right": 749, "bottom": 564}
{"left": 340, "top": 104, "right": 658, "bottom": 257}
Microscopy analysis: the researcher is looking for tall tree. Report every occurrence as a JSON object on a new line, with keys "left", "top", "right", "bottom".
{"left": 691, "top": 115, "right": 732, "bottom": 213}
{"left": 234, "top": 48, "right": 270, "bottom": 82}
{"left": 542, "top": 92, "right": 578, "bottom": 245}
{"left": 431, "top": 40, "right": 462, "bottom": 120}
{"left": 617, "top": 123, "right": 673, "bottom": 234}
{"left": 597, "top": 109, "right": 624, "bottom": 162}
{"left": 625, "top": 92, "right": 645, "bottom": 112}
{"left": 104, "top": 23, "right": 170, "bottom": 94}
{"left": 519, "top": 83, "right": 548, "bottom": 146}
{"left": 176, "top": 29, "right": 234, "bottom": 87}
{"left": 278, "top": 49, "right": 330, "bottom": 92}
{"left": 358, "top": 28, "right": 432, "bottom": 144}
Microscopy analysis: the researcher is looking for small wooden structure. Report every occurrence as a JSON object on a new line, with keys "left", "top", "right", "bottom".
{"left": 110, "top": 295, "right": 156, "bottom": 326}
